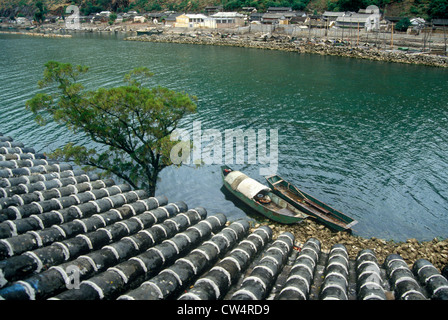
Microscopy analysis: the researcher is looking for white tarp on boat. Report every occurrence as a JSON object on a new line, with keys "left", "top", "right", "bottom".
{"left": 224, "top": 170, "right": 270, "bottom": 199}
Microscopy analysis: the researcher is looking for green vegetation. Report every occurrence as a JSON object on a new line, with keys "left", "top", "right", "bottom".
{"left": 108, "top": 12, "right": 117, "bottom": 24}
{"left": 33, "top": 0, "right": 46, "bottom": 23}
{"left": 428, "top": 0, "right": 448, "bottom": 18}
{"left": 26, "top": 61, "right": 197, "bottom": 196}
{"left": 395, "top": 17, "right": 411, "bottom": 30}
{"left": 223, "top": 0, "right": 311, "bottom": 11}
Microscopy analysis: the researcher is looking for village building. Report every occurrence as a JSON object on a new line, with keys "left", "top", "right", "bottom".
{"left": 335, "top": 10, "right": 382, "bottom": 31}
{"left": 322, "top": 11, "right": 346, "bottom": 22}
{"left": 146, "top": 12, "right": 164, "bottom": 24}
{"left": 261, "top": 12, "right": 296, "bottom": 24}
{"left": 133, "top": 15, "right": 147, "bottom": 23}
{"left": 163, "top": 12, "right": 183, "bottom": 26}
{"left": 432, "top": 19, "right": 448, "bottom": 32}
{"left": 410, "top": 17, "right": 426, "bottom": 30}
{"left": 290, "top": 15, "right": 307, "bottom": 25}
{"left": 433, "top": 19, "right": 448, "bottom": 27}
{"left": 115, "top": 14, "right": 124, "bottom": 23}
{"left": 323, "top": 6, "right": 383, "bottom": 31}
{"left": 302, "top": 14, "right": 326, "bottom": 28}
{"left": 92, "top": 12, "right": 111, "bottom": 23}
{"left": 335, "top": 14, "right": 371, "bottom": 29}
{"left": 249, "top": 12, "right": 264, "bottom": 23}
{"left": 175, "top": 14, "right": 209, "bottom": 28}
{"left": 44, "top": 16, "right": 59, "bottom": 23}
{"left": 174, "top": 12, "right": 245, "bottom": 29}
{"left": 210, "top": 12, "right": 245, "bottom": 28}
{"left": 15, "top": 17, "right": 31, "bottom": 25}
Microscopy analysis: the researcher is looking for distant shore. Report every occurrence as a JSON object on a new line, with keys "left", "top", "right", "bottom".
{"left": 125, "top": 31, "right": 448, "bottom": 68}
{"left": 0, "top": 30, "right": 71, "bottom": 37}
{"left": 2, "top": 21, "right": 448, "bottom": 68}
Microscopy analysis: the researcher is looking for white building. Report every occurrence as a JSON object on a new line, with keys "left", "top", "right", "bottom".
{"left": 175, "top": 12, "right": 246, "bottom": 29}
{"left": 335, "top": 7, "right": 381, "bottom": 31}
{"left": 134, "top": 16, "right": 146, "bottom": 23}
{"left": 210, "top": 12, "right": 245, "bottom": 28}
{"left": 15, "top": 17, "right": 30, "bottom": 25}
{"left": 175, "top": 14, "right": 209, "bottom": 28}
{"left": 322, "top": 11, "right": 346, "bottom": 22}
{"left": 410, "top": 17, "right": 426, "bottom": 30}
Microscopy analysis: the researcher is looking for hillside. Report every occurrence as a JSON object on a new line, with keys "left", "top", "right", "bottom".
{"left": 0, "top": 0, "right": 446, "bottom": 19}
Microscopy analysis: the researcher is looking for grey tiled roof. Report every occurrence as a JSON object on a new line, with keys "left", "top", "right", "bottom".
{"left": 0, "top": 133, "right": 447, "bottom": 301}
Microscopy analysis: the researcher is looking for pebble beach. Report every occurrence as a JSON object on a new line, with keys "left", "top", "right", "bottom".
{"left": 253, "top": 217, "right": 448, "bottom": 271}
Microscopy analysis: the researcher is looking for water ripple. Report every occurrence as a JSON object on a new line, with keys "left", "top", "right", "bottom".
{"left": 1, "top": 33, "right": 448, "bottom": 241}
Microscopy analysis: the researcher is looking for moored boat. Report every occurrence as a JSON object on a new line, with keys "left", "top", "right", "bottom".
{"left": 265, "top": 174, "right": 358, "bottom": 232}
{"left": 221, "top": 166, "right": 308, "bottom": 224}
{"left": 136, "top": 28, "right": 163, "bottom": 36}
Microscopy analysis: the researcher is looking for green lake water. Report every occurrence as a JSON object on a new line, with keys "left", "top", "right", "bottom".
{"left": 1, "top": 32, "right": 447, "bottom": 241}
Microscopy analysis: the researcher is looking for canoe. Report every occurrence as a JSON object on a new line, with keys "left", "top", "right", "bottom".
{"left": 265, "top": 174, "right": 358, "bottom": 232}
{"left": 136, "top": 28, "right": 163, "bottom": 36}
{"left": 221, "top": 166, "right": 308, "bottom": 224}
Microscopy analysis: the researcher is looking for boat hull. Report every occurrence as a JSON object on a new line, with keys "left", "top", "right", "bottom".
{"left": 266, "top": 175, "right": 357, "bottom": 232}
{"left": 221, "top": 167, "right": 306, "bottom": 224}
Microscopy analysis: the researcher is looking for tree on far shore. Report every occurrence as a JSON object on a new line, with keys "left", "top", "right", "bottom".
{"left": 33, "top": 1, "right": 47, "bottom": 24}
{"left": 26, "top": 61, "right": 197, "bottom": 196}
{"left": 429, "top": 0, "right": 448, "bottom": 18}
{"left": 395, "top": 17, "right": 411, "bottom": 32}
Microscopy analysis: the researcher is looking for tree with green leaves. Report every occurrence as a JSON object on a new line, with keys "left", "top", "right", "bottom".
{"left": 395, "top": 17, "right": 411, "bottom": 32}
{"left": 26, "top": 61, "right": 197, "bottom": 196}
{"left": 33, "top": 1, "right": 47, "bottom": 24}
{"left": 429, "top": 0, "right": 448, "bottom": 18}
{"left": 109, "top": 13, "right": 117, "bottom": 25}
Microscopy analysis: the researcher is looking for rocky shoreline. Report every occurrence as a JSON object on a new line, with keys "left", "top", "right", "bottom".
{"left": 252, "top": 217, "right": 448, "bottom": 272}
{"left": 2, "top": 22, "right": 447, "bottom": 68}
{"left": 0, "top": 30, "right": 71, "bottom": 37}
{"left": 125, "top": 32, "right": 448, "bottom": 68}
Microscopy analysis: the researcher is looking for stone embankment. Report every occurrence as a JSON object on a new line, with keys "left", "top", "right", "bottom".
{"left": 0, "top": 30, "right": 71, "bottom": 38}
{"left": 0, "top": 22, "right": 143, "bottom": 35}
{"left": 125, "top": 33, "right": 448, "bottom": 68}
{"left": 2, "top": 21, "right": 447, "bottom": 67}
{"left": 261, "top": 218, "right": 448, "bottom": 272}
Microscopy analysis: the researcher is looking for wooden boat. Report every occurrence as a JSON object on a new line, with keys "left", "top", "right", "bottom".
{"left": 265, "top": 174, "right": 358, "bottom": 232}
{"left": 136, "top": 28, "right": 163, "bottom": 36}
{"left": 221, "top": 166, "right": 308, "bottom": 224}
